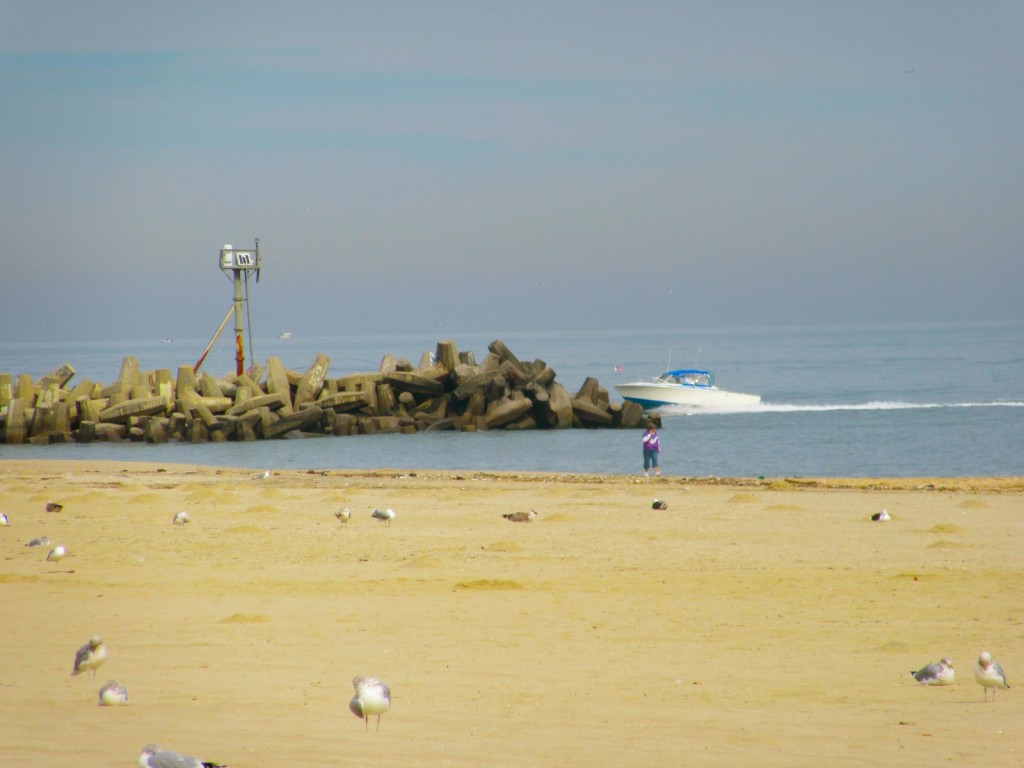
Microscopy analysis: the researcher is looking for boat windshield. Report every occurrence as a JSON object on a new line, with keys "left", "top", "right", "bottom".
{"left": 659, "top": 372, "right": 712, "bottom": 387}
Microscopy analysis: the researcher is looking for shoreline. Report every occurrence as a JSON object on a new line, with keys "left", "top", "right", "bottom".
{"left": 3, "top": 459, "right": 1023, "bottom": 493}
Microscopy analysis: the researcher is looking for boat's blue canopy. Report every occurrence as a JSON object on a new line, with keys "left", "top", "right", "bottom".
{"left": 663, "top": 368, "right": 711, "bottom": 377}
{"left": 658, "top": 369, "right": 714, "bottom": 387}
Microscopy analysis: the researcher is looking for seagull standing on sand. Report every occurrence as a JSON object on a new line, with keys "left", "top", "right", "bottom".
{"left": 911, "top": 658, "right": 955, "bottom": 685}
{"left": 98, "top": 680, "right": 129, "bottom": 706}
{"left": 139, "top": 744, "right": 225, "bottom": 768}
{"left": 503, "top": 510, "right": 538, "bottom": 523}
{"left": 349, "top": 676, "right": 391, "bottom": 731}
{"left": 172, "top": 511, "right": 190, "bottom": 526}
{"left": 255, "top": 470, "right": 271, "bottom": 480}
{"left": 335, "top": 507, "right": 351, "bottom": 524}
{"left": 0, "top": 512, "right": 8, "bottom": 525}
{"left": 46, "top": 545, "right": 68, "bottom": 562}
{"left": 371, "top": 508, "right": 396, "bottom": 527}
{"left": 72, "top": 636, "right": 107, "bottom": 679}
{"left": 871, "top": 509, "right": 891, "bottom": 521}
{"left": 46, "top": 501, "right": 63, "bottom": 513}
{"left": 26, "top": 536, "right": 50, "bottom": 547}
{"left": 974, "top": 651, "right": 1010, "bottom": 701}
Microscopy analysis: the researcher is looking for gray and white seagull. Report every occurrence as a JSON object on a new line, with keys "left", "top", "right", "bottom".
{"left": 349, "top": 675, "right": 391, "bottom": 731}
{"left": 911, "top": 657, "right": 955, "bottom": 685}
{"left": 139, "top": 744, "right": 225, "bottom": 768}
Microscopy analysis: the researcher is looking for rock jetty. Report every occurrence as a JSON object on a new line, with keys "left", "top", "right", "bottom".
{"left": 0, "top": 339, "right": 655, "bottom": 445}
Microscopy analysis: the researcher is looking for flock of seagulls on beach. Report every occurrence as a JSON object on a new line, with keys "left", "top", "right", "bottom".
{"left": 2, "top": 488, "right": 1014, "bottom": 765}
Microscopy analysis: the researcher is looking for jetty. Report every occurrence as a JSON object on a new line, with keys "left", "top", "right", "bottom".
{"left": 0, "top": 339, "right": 655, "bottom": 445}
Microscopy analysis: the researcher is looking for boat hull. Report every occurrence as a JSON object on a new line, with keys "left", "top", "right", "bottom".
{"left": 615, "top": 382, "right": 761, "bottom": 410}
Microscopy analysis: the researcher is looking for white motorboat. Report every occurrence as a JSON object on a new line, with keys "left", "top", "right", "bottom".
{"left": 615, "top": 368, "right": 761, "bottom": 410}
{"left": 278, "top": 331, "right": 294, "bottom": 340}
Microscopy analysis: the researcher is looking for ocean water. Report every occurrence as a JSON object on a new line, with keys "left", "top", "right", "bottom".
{"left": 1, "top": 321, "right": 1022, "bottom": 477}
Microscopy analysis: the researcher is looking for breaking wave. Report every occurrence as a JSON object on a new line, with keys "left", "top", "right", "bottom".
{"left": 659, "top": 400, "right": 1024, "bottom": 416}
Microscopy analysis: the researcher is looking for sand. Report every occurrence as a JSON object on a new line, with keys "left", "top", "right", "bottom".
{"left": 0, "top": 460, "right": 1021, "bottom": 767}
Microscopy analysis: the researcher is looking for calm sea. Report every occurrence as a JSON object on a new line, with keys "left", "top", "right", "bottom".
{"left": 1, "top": 321, "right": 1022, "bottom": 477}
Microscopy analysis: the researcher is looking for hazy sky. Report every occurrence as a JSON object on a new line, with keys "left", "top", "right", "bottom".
{"left": 2, "top": 1, "right": 1022, "bottom": 342}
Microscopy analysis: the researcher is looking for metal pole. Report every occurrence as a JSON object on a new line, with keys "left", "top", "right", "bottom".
{"left": 194, "top": 304, "right": 236, "bottom": 373}
{"left": 233, "top": 271, "right": 245, "bottom": 375}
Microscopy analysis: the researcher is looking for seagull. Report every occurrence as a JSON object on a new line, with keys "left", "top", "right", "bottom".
{"left": 255, "top": 470, "right": 271, "bottom": 480}
{"left": 652, "top": 499, "right": 668, "bottom": 510}
{"left": 349, "top": 676, "right": 391, "bottom": 731}
{"left": 371, "top": 508, "right": 396, "bottom": 527}
{"left": 26, "top": 536, "right": 50, "bottom": 547}
{"left": 503, "top": 510, "right": 538, "bottom": 523}
{"left": 974, "top": 651, "right": 1010, "bottom": 701}
{"left": 46, "top": 501, "right": 63, "bottom": 513}
{"left": 172, "top": 511, "right": 190, "bottom": 526}
{"left": 139, "top": 744, "right": 225, "bottom": 768}
{"left": 0, "top": 512, "right": 8, "bottom": 525}
{"left": 871, "top": 509, "right": 891, "bottom": 522}
{"left": 98, "top": 680, "right": 129, "bottom": 706}
{"left": 46, "top": 545, "right": 68, "bottom": 562}
{"left": 335, "top": 507, "right": 351, "bottom": 524}
{"left": 72, "top": 636, "right": 107, "bottom": 679}
{"left": 911, "top": 657, "right": 955, "bottom": 685}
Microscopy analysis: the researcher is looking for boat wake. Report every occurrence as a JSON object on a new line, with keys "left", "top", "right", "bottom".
{"left": 658, "top": 400, "right": 1024, "bottom": 416}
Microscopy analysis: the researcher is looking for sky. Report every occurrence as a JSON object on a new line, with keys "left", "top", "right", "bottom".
{"left": 1, "top": 1, "right": 1022, "bottom": 343}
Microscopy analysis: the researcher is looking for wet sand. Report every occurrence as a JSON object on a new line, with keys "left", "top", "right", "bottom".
{"left": 1, "top": 460, "right": 1021, "bottom": 767}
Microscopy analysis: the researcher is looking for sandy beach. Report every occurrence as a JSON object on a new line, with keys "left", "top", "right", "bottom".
{"left": 1, "top": 460, "right": 1021, "bottom": 767}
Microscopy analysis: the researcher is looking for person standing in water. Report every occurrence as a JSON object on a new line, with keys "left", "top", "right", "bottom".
{"left": 642, "top": 423, "right": 661, "bottom": 477}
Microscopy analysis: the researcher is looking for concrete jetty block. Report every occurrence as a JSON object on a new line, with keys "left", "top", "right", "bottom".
{"left": 192, "top": 404, "right": 219, "bottom": 429}
{"left": 168, "top": 413, "right": 188, "bottom": 440}
{"left": 98, "top": 396, "right": 168, "bottom": 423}
{"left": 176, "top": 365, "right": 199, "bottom": 396}
{"left": 188, "top": 420, "right": 209, "bottom": 443}
{"left": 16, "top": 374, "right": 33, "bottom": 401}
{"left": 77, "top": 397, "right": 101, "bottom": 423}
{"left": 29, "top": 405, "right": 54, "bottom": 438}
{"left": 35, "top": 381, "right": 60, "bottom": 408}
{"left": 0, "top": 374, "right": 12, "bottom": 407}
{"left": 94, "top": 423, "right": 126, "bottom": 441}
{"left": 265, "top": 357, "right": 294, "bottom": 415}
{"left": 4, "top": 399, "right": 27, "bottom": 444}
{"left": 378, "top": 354, "right": 398, "bottom": 374}
{"left": 53, "top": 402, "right": 72, "bottom": 434}
{"left": 452, "top": 369, "right": 501, "bottom": 400}
{"left": 233, "top": 373, "right": 263, "bottom": 401}
{"left": 488, "top": 339, "right": 522, "bottom": 367}
{"left": 236, "top": 416, "right": 258, "bottom": 442}
{"left": 110, "top": 356, "right": 139, "bottom": 394}
{"left": 67, "top": 379, "right": 95, "bottom": 404}
{"left": 225, "top": 392, "right": 290, "bottom": 416}
{"left": 35, "top": 363, "right": 76, "bottom": 388}
{"left": 570, "top": 397, "right": 613, "bottom": 426}
{"left": 484, "top": 395, "right": 534, "bottom": 428}
{"left": 144, "top": 417, "right": 169, "bottom": 444}
{"left": 384, "top": 371, "right": 446, "bottom": 396}
{"left": 435, "top": 339, "right": 459, "bottom": 372}
{"left": 193, "top": 396, "right": 233, "bottom": 413}
{"left": 294, "top": 353, "right": 330, "bottom": 408}
{"left": 263, "top": 405, "right": 325, "bottom": 439}
{"left": 199, "top": 375, "right": 225, "bottom": 399}
{"left": 543, "top": 383, "right": 573, "bottom": 429}
{"left": 155, "top": 369, "right": 173, "bottom": 404}
{"left": 313, "top": 390, "right": 368, "bottom": 413}
{"left": 77, "top": 421, "right": 96, "bottom": 442}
